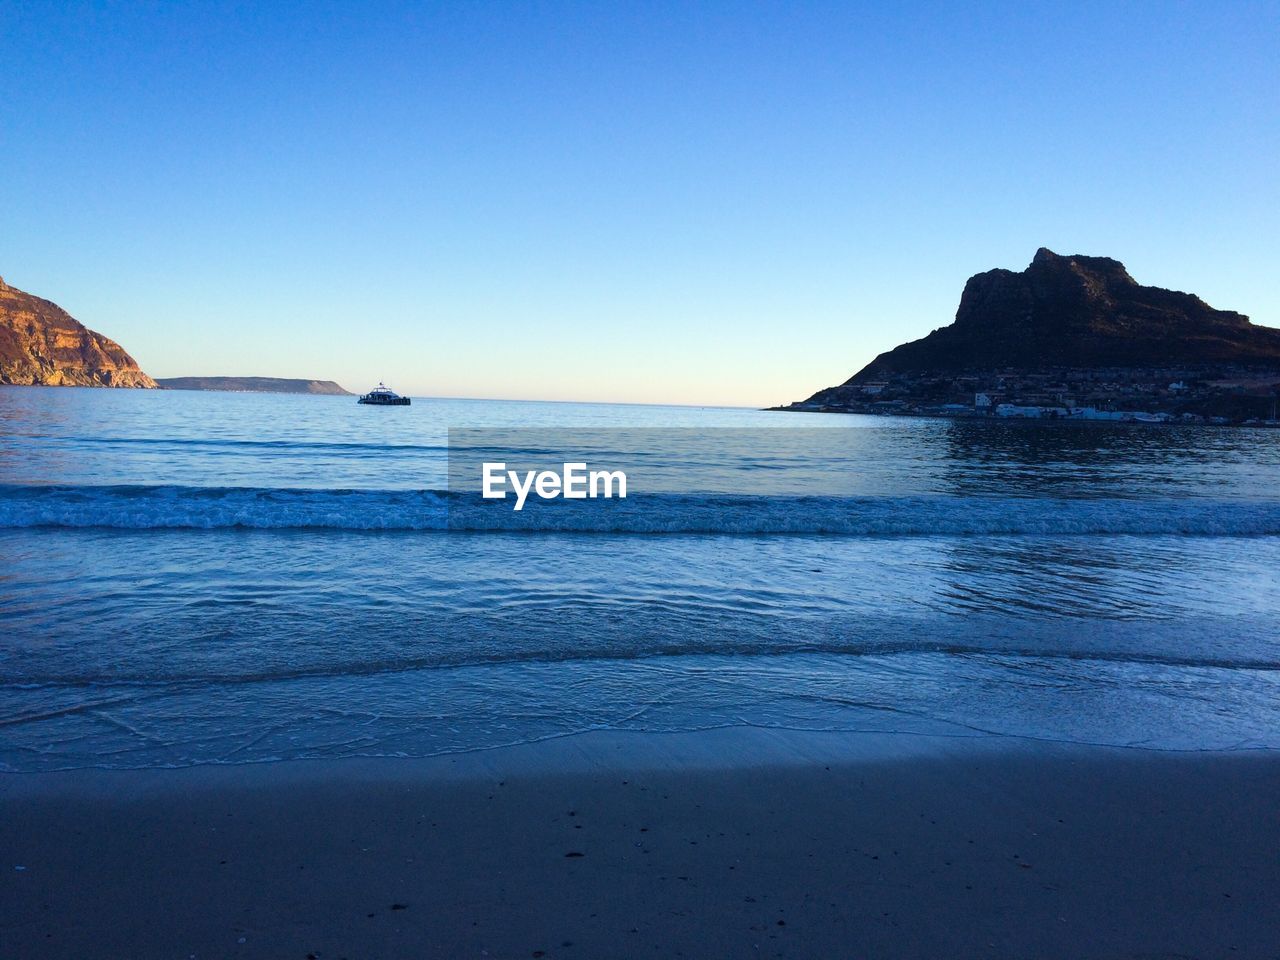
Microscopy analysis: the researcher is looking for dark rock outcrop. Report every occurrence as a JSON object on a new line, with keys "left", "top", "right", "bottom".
{"left": 0, "top": 276, "right": 156, "bottom": 387}
{"left": 844, "top": 248, "right": 1280, "bottom": 382}
{"left": 157, "top": 377, "right": 352, "bottom": 395}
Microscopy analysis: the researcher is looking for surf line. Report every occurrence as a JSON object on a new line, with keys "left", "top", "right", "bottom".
{"left": 481, "top": 462, "right": 627, "bottom": 511}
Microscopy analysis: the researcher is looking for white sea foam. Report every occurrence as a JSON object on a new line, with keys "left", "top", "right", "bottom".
{"left": 1, "top": 484, "right": 1278, "bottom": 536}
{"left": 4, "top": 396, "right": 1280, "bottom": 772}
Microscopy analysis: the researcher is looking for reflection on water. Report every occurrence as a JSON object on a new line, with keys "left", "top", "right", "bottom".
{"left": 0, "top": 387, "right": 1278, "bottom": 769}
{"left": 938, "top": 417, "right": 1280, "bottom": 498}
{"left": 2, "top": 387, "right": 1278, "bottom": 497}
{"left": 1, "top": 527, "right": 1277, "bottom": 770}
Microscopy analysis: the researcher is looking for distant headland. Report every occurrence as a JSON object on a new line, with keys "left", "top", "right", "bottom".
{"left": 0, "top": 274, "right": 349, "bottom": 395}
{"left": 0, "top": 275, "right": 155, "bottom": 387}
{"left": 157, "top": 377, "right": 352, "bottom": 396}
{"left": 777, "top": 249, "right": 1280, "bottom": 425}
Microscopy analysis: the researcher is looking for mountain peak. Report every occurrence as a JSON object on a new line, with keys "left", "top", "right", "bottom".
{"left": 828, "top": 249, "right": 1276, "bottom": 383}
{"left": 1028, "top": 247, "right": 1134, "bottom": 284}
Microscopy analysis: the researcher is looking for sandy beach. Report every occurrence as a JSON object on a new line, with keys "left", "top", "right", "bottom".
{"left": 2, "top": 730, "right": 1277, "bottom": 959}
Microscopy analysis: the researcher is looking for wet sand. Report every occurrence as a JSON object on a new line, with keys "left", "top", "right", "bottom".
{"left": 2, "top": 731, "right": 1277, "bottom": 959}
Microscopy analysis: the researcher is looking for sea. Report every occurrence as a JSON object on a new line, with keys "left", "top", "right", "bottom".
{"left": 1, "top": 386, "right": 1278, "bottom": 771}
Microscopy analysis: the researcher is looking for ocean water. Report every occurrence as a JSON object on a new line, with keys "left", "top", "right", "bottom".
{"left": 1, "top": 386, "right": 1278, "bottom": 771}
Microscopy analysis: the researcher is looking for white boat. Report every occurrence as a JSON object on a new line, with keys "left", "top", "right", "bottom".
{"left": 357, "top": 383, "right": 410, "bottom": 406}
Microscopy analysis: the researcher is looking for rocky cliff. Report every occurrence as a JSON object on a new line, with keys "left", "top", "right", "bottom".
{"left": 0, "top": 276, "right": 156, "bottom": 387}
{"left": 843, "top": 248, "right": 1280, "bottom": 382}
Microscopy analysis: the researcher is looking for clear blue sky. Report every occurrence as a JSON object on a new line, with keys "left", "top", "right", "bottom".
{"left": 2, "top": 1, "right": 1276, "bottom": 405}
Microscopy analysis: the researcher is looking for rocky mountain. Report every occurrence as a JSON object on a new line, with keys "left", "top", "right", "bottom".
{"left": 157, "top": 376, "right": 352, "bottom": 395}
{"left": 0, "top": 276, "right": 156, "bottom": 387}
{"left": 837, "top": 248, "right": 1280, "bottom": 385}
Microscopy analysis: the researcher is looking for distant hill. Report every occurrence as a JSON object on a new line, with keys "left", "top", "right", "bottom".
{"left": 845, "top": 248, "right": 1280, "bottom": 383}
{"left": 781, "top": 249, "right": 1280, "bottom": 422}
{"left": 157, "top": 376, "right": 352, "bottom": 395}
{"left": 0, "top": 275, "right": 156, "bottom": 387}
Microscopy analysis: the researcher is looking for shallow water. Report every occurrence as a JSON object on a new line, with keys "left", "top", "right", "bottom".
{"left": 1, "top": 387, "right": 1278, "bottom": 769}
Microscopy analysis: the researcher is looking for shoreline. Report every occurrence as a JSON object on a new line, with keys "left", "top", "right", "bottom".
{"left": 767, "top": 404, "right": 1280, "bottom": 427}
{"left": 4, "top": 729, "right": 1277, "bottom": 958}
{"left": 2, "top": 725, "right": 1276, "bottom": 793}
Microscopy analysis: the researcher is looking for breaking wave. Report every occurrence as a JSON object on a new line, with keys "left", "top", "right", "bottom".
{"left": 2, "top": 484, "right": 1279, "bottom": 536}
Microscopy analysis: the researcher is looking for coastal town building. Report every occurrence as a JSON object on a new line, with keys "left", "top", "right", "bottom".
{"left": 784, "top": 365, "right": 1280, "bottom": 426}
